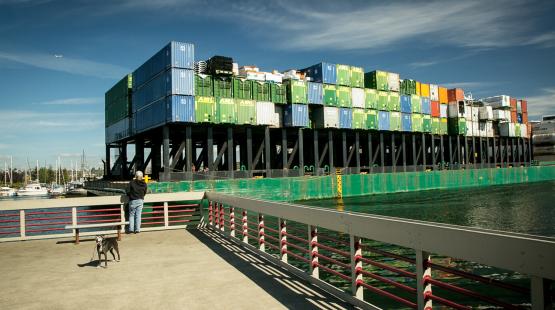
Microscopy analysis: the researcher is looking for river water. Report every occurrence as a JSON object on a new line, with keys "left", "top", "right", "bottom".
{"left": 299, "top": 180, "right": 555, "bottom": 237}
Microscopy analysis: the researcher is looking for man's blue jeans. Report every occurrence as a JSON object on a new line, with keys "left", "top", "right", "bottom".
{"left": 128, "top": 199, "right": 144, "bottom": 233}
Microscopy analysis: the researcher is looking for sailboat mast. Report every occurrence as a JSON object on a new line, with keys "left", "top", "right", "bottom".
{"left": 10, "top": 156, "right": 13, "bottom": 186}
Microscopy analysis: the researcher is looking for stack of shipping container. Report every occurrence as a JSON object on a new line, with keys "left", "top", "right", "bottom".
{"left": 105, "top": 41, "right": 532, "bottom": 144}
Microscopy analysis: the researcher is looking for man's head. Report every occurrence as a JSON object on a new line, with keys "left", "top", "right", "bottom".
{"left": 135, "top": 171, "right": 144, "bottom": 180}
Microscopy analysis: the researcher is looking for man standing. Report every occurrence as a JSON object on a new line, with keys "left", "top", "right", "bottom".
{"left": 127, "top": 171, "right": 147, "bottom": 234}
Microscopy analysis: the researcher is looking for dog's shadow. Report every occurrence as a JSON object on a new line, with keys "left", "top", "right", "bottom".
{"left": 77, "top": 259, "right": 118, "bottom": 268}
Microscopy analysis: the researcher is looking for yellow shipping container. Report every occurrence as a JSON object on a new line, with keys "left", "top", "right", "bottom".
{"left": 438, "top": 87, "right": 448, "bottom": 104}
{"left": 415, "top": 81, "right": 421, "bottom": 96}
{"left": 420, "top": 83, "right": 430, "bottom": 98}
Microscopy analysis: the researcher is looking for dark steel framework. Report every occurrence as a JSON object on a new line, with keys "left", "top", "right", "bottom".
{"left": 105, "top": 125, "right": 533, "bottom": 181}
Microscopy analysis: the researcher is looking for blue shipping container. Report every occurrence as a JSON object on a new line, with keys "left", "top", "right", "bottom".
{"left": 133, "top": 98, "right": 167, "bottom": 134}
{"left": 378, "top": 111, "right": 390, "bottom": 131}
{"left": 400, "top": 95, "right": 411, "bottom": 113}
{"left": 339, "top": 108, "right": 353, "bottom": 129}
{"left": 307, "top": 82, "right": 323, "bottom": 105}
{"left": 133, "top": 41, "right": 195, "bottom": 89}
{"left": 302, "top": 62, "right": 337, "bottom": 84}
{"left": 517, "top": 113, "right": 523, "bottom": 123}
{"left": 132, "top": 68, "right": 194, "bottom": 113}
{"left": 166, "top": 95, "right": 195, "bottom": 123}
{"left": 421, "top": 97, "right": 431, "bottom": 115}
{"left": 401, "top": 113, "right": 412, "bottom": 132}
{"left": 283, "top": 104, "right": 309, "bottom": 127}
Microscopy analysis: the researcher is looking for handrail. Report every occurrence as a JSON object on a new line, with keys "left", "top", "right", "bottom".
{"left": 205, "top": 192, "right": 555, "bottom": 280}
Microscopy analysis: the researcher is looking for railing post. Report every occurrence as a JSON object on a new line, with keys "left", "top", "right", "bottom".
{"left": 531, "top": 277, "right": 552, "bottom": 310}
{"left": 279, "top": 218, "right": 287, "bottom": 263}
{"left": 309, "top": 225, "right": 319, "bottom": 279}
{"left": 416, "top": 250, "right": 433, "bottom": 310}
{"left": 72, "top": 207, "right": 78, "bottom": 236}
{"left": 163, "top": 202, "right": 169, "bottom": 228}
{"left": 208, "top": 201, "right": 213, "bottom": 226}
{"left": 229, "top": 206, "right": 235, "bottom": 237}
{"left": 242, "top": 210, "right": 248, "bottom": 243}
{"left": 350, "top": 235, "right": 363, "bottom": 300}
{"left": 19, "top": 210, "right": 26, "bottom": 240}
{"left": 258, "top": 214, "right": 265, "bottom": 252}
{"left": 215, "top": 203, "right": 220, "bottom": 230}
{"left": 219, "top": 204, "right": 225, "bottom": 232}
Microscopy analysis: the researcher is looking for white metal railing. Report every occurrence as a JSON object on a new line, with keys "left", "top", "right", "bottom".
{"left": 204, "top": 192, "right": 555, "bottom": 310}
{"left": 0, "top": 192, "right": 204, "bottom": 242}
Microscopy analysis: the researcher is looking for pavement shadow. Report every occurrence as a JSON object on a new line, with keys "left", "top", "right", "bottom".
{"left": 189, "top": 228, "right": 354, "bottom": 310}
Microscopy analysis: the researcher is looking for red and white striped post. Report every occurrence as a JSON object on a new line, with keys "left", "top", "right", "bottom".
{"left": 229, "top": 206, "right": 235, "bottom": 237}
{"left": 350, "top": 235, "right": 363, "bottom": 300}
{"left": 214, "top": 203, "right": 220, "bottom": 230}
{"left": 242, "top": 210, "right": 248, "bottom": 243}
{"left": 208, "top": 201, "right": 213, "bottom": 226}
{"left": 309, "top": 225, "right": 319, "bottom": 278}
{"left": 279, "top": 218, "right": 287, "bottom": 263}
{"left": 416, "top": 250, "right": 433, "bottom": 310}
{"left": 258, "top": 214, "right": 265, "bottom": 252}
{"left": 219, "top": 203, "right": 225, "bottom": 232}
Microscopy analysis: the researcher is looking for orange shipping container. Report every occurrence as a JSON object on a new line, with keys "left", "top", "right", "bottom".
{"left": 523, "top": 112, "right": 528, "bottom": 123}
{"left": 527, "top": 124, "right": 532, "bottom": 137}
{"left": 420, "top": 83, "right": 430, "bottom": 98}
{"left": 447, "top": 88, "right": 464, "bottom": 102}
{"left": 521, "top": 100, "right": 527, "bottom": 113}
{"left": 438, "top": 87, "right": 448, "bottom": 103}
{"left": 511, "top": 110, "right": 517, "bottom": 123}
{"left": 510, "top": 98, "right": 517, "bottom": 111}
{"left": 415, "top": 81, "right": 421, "bottom": 96}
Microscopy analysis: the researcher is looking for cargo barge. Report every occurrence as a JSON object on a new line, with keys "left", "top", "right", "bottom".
{"left": 102, "top": 41, "right": 543, "bottom": 193}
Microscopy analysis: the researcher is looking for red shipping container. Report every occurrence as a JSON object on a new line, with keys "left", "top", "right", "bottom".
{"left": 447, "top": 88, "right": 464, "bottom": 102}
{"left": 431, "top": 100, "right": 440, "bottom": 117}
{"left": 510, "top": 98, "right": 517, "bottom": 111}
{"left": 521, "top": 100, "right": 527, "bottom": 113}
{"left": 511, "top": 110, "right": 517, "bottom": 123}
{"left": 523, "top": 112, "right": 528, "bottom": 123}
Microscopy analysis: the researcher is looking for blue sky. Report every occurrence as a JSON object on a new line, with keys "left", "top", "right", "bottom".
{"left": 1, "top": 0, "right": 554, "bottom": 169}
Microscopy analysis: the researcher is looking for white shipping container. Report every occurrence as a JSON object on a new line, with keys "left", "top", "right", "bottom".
{"left": 465, "top": 120, "right": 474, "bottom": 136}
{"left": 282, "top": 69, "right": 300, "bottom": 80}
{"left": 448, "top": 102, "right": 465, "bottom": 118}
{"left": 264, "top": 72, "right": 283, "bottom": 83}
{"left": 351, "top": 87, "right": 365, "bottom": 108}
{"left": 232, "top": 63, "right": 239, "bottom": 76}
{"left": 471, "top": 106, "right": 479, "bottom": 122}
{"left": 499, "top": 122, "right": 515, "bottom": 137}
{"left": 521, "top": 124, "right": 528, "bottom": 138}
{"left": 313, "top": 106, "right": 339, "bottom": 128}
{"left": 479, "top": 106, "right": 493, "bottom": 120}
{"left": 429, "top": 84, "right": 439, "bottom": 101}
{"left": 387, "top": 72, "right": 400, "bottom": 92}
{"left": 482, "top": 95, "right": 510, "bottom": 108}
{"left": 473, "top": 121, "right": 479, "bottom": 136}
{"left": 256, "top": 101, "right": 277, "bottom": 126}
{"left": 493, "top": 109, "right": 509, "bottom": 121}
{"left": 440, "top": 104, "right": 448, "bottom": 118}
{"left": 245, "top": 71, "right": 265, "bottom": 81}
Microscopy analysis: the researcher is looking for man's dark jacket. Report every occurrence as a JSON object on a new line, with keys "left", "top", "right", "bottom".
{"left": 127, "top": 179, "right": 147, "bottom": 201}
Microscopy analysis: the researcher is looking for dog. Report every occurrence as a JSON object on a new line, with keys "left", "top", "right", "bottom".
{"left": 95, "top": 235, "right": 120, "bottom": 268}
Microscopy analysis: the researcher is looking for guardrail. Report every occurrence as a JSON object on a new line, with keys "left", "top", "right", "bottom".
{"left": 0, "top": 192, "right": 204, "bottom": 242}
{"left": 204, "top": 192, "right": 555, "bottom": 310}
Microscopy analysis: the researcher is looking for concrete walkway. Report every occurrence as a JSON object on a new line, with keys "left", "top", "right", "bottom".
{"left": 0, "top": 229, "right": 352, "bottom": 310}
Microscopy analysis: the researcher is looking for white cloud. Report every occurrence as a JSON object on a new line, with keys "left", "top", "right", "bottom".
{"left": 526, "top": 87, "right": 555, "bottom": 120}
{"left": 35, "top": 97, "right": 102, "bottom": 105}
{"left": 0, "top": 110, "right": 103, "bottom": 132}
{"left": 0, "top": 51, "right": 129, "bottom": 79}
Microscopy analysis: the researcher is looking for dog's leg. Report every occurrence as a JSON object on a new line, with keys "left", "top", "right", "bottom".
{"left": 97, "top": 249, "right": 102, "bottom": 268}
{"left": 114, "top": 245, "right": 120, "bottom": 262}
{"left": 110, "top": 249, "right": 117, "bottom": 261}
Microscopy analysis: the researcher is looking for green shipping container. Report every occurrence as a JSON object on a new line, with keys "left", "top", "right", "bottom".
{"left": 323, "top": 84, "right": 338, "bottom": 106}
{"left": 411, "top": 95, "right": 421, "bottom": 113}
{"left": 367, "top": 110, "right": 378, "bottom": 130}
{"left": 105, "top": 74, "right": 132, "bottom": 127}
{"left": 388, "top": 92, "right": 400, "bottom": 111}
{"left": 270, "top": 83, "right": 286, "bottom": 104}
{"left": 252, "top": 81, "right": 270, "bottom": 101}
{"left": 285, "top": 80, "right": 307, "bottom": 104}
{"left": 236, "top": 99, "right": 256, "bottom": 125}
{"left": 378, "top": 91, "right": 389, "bottom": 111}
{"left": 364, "top": 70, "right": 388, "bottom": 91}
{"left": 213, "top": 77, "right": 233, "bottom": 98}
{"left": 401, "top": 79, "right": 417, "bottom": 95}
{"left": 352, "top": 108, "right": 366, "bottom": 129}
{"left": 216, "top": 97, "right": 237, "bottom": 124}
{"left": 412, "top": 114, "right": 423, "bottom": 132}
{"left": 422, "top": 115, "right": 432, "bottom": 133}
{"left": 440, "top": 118, "right": 448, "bottom": 135}
{"left": 350, "top": 66, "right": 364, "bottom": 88}
{"left": 365, "top": 89, "right": 378, "bottom": 109}
{"left": 195, "top": 96, "right": 216, "bottom": 123}
{"left": 515, "top": 123, "right": 521, "bottom": 136}
{"left": 337, "top": 86, "right": 352, "bottom": 107}
{"left": 233, "top": 78, "right": 253, "bottom": 100}
{"left": 390, "top": 112, "right": 401, "bottom": 131}
{"left": 448, "top": 118, "right": 466, "bottom": 135}
{"left": 336, "top": 64, "right": 351, "bottom": 86}
{"left": 195, "top": 74, "right": 214, "bottom": 97}
{"left": 431, "top": 117, "right": 440, "bottom": 135}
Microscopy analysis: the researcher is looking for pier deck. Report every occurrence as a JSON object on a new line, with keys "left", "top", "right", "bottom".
{"left": 0, "top": 229, "right": 349, "bottom": 310}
